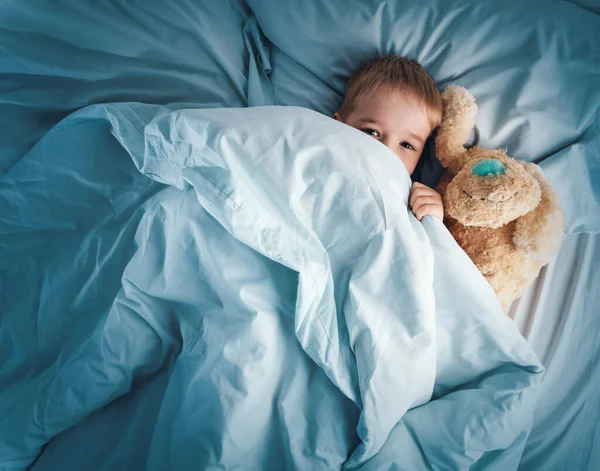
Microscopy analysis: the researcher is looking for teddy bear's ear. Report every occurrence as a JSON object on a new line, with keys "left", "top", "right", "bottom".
{"left": 435, "top": 85, "right": 478, "bottom": 174}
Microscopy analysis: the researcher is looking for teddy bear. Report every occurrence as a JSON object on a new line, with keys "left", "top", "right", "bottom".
{"left": 435, "top": 85, "right": 564, "bottom": 311}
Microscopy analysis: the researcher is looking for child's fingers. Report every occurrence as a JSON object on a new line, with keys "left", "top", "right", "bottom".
{"left": 410, "top": 183, "right": 430, "bottom": 194}
{"left": 411, "top": 182, "right": 438, "bottom": 195}
{"left": 409, "top": 187, "right": 431, "bottom": 206}
{"left": 415, "top": 203, "right": 444, "bottom": 221}
{"left": 410, "top": 187, "right": 441, "bottom": 208}
{"left": 414, "top": 203, "right": 438, "bottom": 221}
{"left": 410, "top": 183, "right": 443, "bottom": 220}
{"left": 409, "top": 189, "right": 426, "bottom": 205}
{"left": 411, "top": 195, "right": 439, "bottom": 210}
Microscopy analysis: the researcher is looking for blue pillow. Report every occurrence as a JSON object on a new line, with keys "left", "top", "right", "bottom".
{"left": 247, "top": 0, "right": 600, "bottom": 233}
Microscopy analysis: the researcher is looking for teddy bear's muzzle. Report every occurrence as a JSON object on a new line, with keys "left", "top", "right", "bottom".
{"left": 444, "top": 159, "right": 542, "bottom": 228}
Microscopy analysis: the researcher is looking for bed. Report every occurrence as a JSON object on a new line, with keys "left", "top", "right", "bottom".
{"left": 1, "top": 1, "right": 598, "bottom": 470}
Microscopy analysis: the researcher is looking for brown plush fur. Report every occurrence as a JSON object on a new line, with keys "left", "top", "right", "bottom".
{"left": 436, "top": 85, "right": 564, "bottom": 311}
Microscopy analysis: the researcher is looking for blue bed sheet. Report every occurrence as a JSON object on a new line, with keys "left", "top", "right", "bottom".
{"left": 1, "top": 1, "right": 599, "bottom": 470}
{"left": 0, "top": 103, "right": 542, "bottom": 470}
{"left": 242, "top": 4, "right": 600, "bottom": 466}
{"left": 512, "top": 232, "right": 600, "bottom": 471}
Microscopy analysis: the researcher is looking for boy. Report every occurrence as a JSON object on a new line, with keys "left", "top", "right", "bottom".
{"left": 334, "top": 55, "right": 444, "bottom": 221}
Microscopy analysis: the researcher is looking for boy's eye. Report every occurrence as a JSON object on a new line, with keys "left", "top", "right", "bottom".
{"left": 362, "top": 128, "right": 380, "bottom": 138}
{"left": 401, "top": 142, "right": 415, "bottom": 151}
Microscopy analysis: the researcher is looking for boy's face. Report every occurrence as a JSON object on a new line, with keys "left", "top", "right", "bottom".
{"left": 334, "top": 85, "right": 431, "bottom": 175}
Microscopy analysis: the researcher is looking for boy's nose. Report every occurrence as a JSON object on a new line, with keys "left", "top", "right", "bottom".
{"left": 471, "top": 159, "right": 506, "bottom": 177}
{"left": 382, "top": 138, "right": 394, "bottom": 150}
{"left": 382, "top": 138, "right": 400, "bottom": 157}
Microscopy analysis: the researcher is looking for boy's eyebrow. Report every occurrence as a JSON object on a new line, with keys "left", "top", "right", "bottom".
{"left": 409, "top": 133, "right": 425, "bottom": 145}
{"left": 356, "top": 117, "right": 380, "bottom": 125}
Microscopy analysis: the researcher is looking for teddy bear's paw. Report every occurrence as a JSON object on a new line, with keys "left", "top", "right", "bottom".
{"left": 513, "top": 217, "right": 563, "bottom": 261}
{"left": 474, "top": 248, "right": 499, "bottom": 276}
{"left": 513, "top": 231, "right": 545, "bottom": 258}
{"left": 513, "top": 162, "right": 565, "bottom": 262}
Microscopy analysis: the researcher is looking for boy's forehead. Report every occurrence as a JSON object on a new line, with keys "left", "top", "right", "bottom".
{"left": 352, "top": 85, "right": 421, "bottom": 110}
{"left": 349, "top": 86, "right": 431, "bottom": 134}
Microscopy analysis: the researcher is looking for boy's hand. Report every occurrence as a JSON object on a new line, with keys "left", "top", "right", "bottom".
{"left": 409, "top": 182, "right": 444, "bottom": 221}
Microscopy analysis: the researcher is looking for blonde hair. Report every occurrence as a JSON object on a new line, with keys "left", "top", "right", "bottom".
{"left": 339, "top": 55, "right": 443, "bottom": 131}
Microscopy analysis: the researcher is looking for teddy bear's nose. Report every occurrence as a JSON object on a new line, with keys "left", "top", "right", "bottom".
{"left": 471, "top": 159, "right": 506, "bottom": 177}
